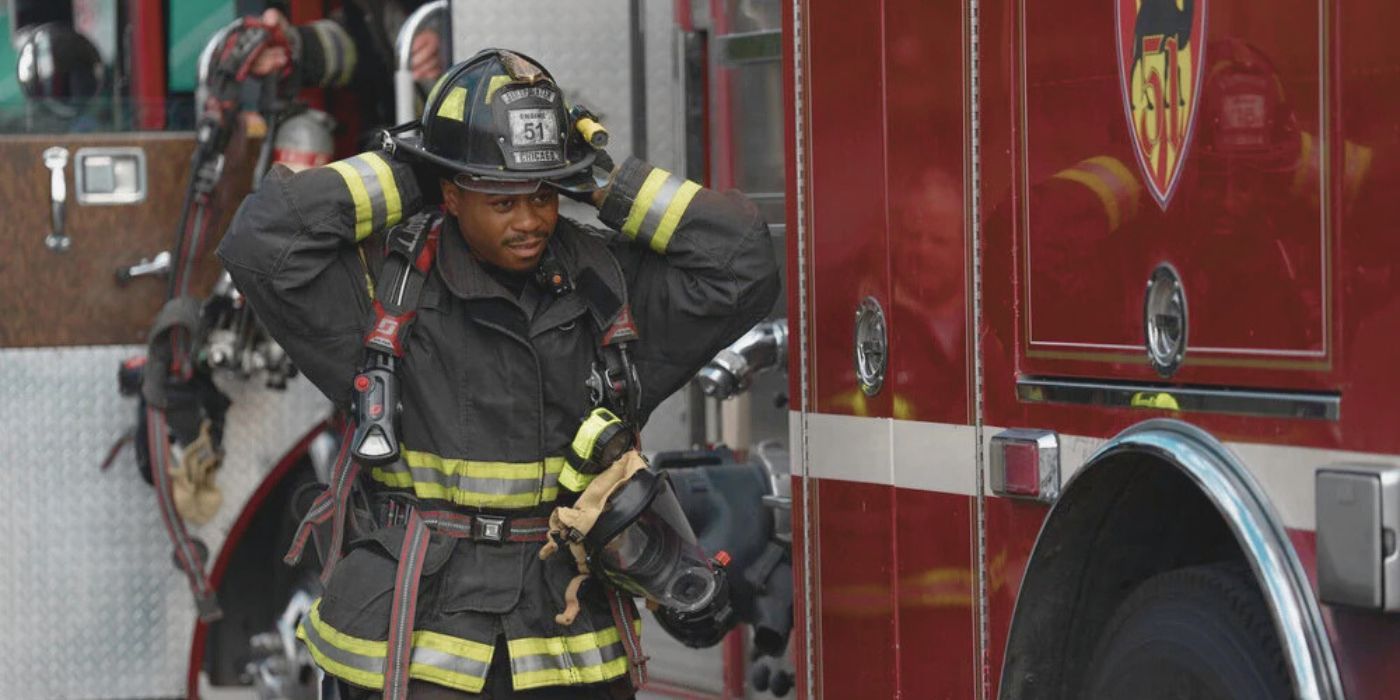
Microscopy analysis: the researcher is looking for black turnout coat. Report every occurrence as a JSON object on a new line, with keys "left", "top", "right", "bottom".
{"left": 217, "top": 152, "right": 779, "bottom": 694}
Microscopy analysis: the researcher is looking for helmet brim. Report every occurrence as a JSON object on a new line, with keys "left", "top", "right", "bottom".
{"left": 383, "top": 122, "right": 601, "bottom": 194}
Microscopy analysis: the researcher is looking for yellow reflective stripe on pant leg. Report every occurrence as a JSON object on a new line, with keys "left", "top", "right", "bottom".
{"left": 360, "top": 152, "right": 403, "bottom": 228}
{"left": 299, "top": 600, "right": 495, "bottom": 693}
{"left": 328, "top": 160, "right": 374, "bottom": 241}
{"left": 558, "top": 463, "right": 596, "bottom": 492}
{"left": 648, "top": 180, "right": 701, "bottom": 254}
{"left": 622, "top": 168, "right": 672, "bottom": 239}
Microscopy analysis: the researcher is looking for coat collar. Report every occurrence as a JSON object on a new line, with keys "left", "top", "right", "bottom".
{"left": 436, "top": 215, "right": 516, "bottom": 303}
{"left": 434, "top": 215, "right": 629, "bottom": 334}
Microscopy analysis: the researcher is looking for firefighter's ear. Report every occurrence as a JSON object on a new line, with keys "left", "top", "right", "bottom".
{"left": 440, "top": 179, "right": 462, "bottom": 217}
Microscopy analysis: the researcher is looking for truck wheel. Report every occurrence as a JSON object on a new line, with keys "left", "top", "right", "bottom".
{"left": 1082, "top": 563, "right": 1293, "bottom": 700}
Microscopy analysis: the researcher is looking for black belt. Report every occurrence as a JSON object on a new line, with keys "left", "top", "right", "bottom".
{"left": 377, "top": 495, "right": 550, "bottom": 544}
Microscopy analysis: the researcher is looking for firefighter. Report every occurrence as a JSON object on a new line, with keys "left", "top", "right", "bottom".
{"left": 217, "top": 48, "right": 780, "bottom": 699}
{"left": 245, "top": 2, "right": 445, "bottom": 147}
{"left": 1027, "top": 38, "right": 1344, "bottom": 351}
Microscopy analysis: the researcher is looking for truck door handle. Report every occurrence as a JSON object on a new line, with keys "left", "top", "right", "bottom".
{"left": 116, "top": 250, "right": 172, "bottom": 283}
{"left": 42, "top": 146, "right": 70, "bottom": 251}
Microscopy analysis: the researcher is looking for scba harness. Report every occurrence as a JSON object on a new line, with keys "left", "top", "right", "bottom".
{"left": 284, "top": 210, "right": 648, "bottom": 698}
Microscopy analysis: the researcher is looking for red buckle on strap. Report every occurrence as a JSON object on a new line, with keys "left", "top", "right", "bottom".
{"left": 366, "top": 301, "right": 416, "bottom": 357}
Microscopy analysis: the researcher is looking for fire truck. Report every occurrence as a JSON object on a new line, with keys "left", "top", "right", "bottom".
{"left": 0, "top": 1, "right": 793, "bottom": 698}
{"left": 785, "top": 0, "right": 1400, "bottom": 698}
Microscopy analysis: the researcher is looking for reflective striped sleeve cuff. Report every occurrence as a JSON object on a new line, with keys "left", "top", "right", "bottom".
{"left": 296, "top": 20, "right": 358, "bottom": 87}
{"left": 305, "top": 152, "right": 421, "bottom": 243}
{"left": 1049, "top": 156, "right": 1142, "bottom": 234}
{"left": 598, "top": 157, "right": 703, "bottom": 254}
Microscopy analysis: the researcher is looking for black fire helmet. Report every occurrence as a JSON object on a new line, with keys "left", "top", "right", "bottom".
{"left": 381, "top": 48, "right": 598, "bottom": 194}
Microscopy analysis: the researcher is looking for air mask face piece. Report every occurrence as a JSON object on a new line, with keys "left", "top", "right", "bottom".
{"left": 585, "top": 469, "right": 720, "bottom": 614}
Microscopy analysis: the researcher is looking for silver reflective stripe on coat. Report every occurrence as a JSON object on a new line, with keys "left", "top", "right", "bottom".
{"left": 372, "top": 452, "right": 565, "bottom": 508}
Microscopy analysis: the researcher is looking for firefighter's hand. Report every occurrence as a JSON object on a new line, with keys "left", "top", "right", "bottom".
{"left": 590, "top": 155, "right": 618, "bottom": 208}
{"left": 590, "top": 182, "right": 611, "bottom": 208}
{"left": 247, "top": 9, "right": 293, "bottom": 78}
{"left": 410, "top": 29, "right": 444, "bottom": 82}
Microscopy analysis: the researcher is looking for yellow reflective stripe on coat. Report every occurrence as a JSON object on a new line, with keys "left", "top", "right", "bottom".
{"left": 620, "top": 167, "right": 701, "bottom": 253}
{"left": 297, "top": 599, "right": 494, "bottom": 693}
{"left": 327, "top": 153, "right": 404, "bottom": 241}
{"left": 370, "top": 451, "right": 565, "bottom": 508}
{"left": 1050, "top": 156, "right": 1141, "bottom": 234}
{"left": 558, "top": 463, "right": 596, "bottom": 492}
{"left": 309, "top": 20, "right": 356, "bottom": 87}
{"left": 507, "top": 620, "right": 642, "bottom": 690}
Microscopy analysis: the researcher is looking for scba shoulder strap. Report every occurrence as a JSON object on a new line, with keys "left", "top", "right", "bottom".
{"left": 350, "top": 211, "right": 442, "bottom": 465}
{"left": 284, "top": 211, "right": 442, "bottom": 582}
{"left": 574, "top": 266, "right": 642, "bottom": 424}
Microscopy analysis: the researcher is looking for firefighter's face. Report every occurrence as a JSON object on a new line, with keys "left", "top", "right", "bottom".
{"left": 444, "top": 183, "right": 559, "bottom": 272}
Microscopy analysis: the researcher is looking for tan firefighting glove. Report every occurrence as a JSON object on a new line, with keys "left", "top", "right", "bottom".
{"left": 170, "top": 419, "right": 224, "bottom": 525}
{"left": 539, "top": 449, "right": 649, "bottom": 624}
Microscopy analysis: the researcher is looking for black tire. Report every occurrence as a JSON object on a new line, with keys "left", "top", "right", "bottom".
{"left": 1082, "top": 563, "right": 1293, "bottom": 700}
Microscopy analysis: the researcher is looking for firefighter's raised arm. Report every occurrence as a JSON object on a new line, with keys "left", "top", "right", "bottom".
{"left": 217, "top": 153, "right": 425, "bottom": 403}
{"left": 595, "top": 157, "right": 782, "bottom": 420}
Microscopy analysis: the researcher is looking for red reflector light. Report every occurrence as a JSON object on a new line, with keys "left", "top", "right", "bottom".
{"left": 1002, "top": 441, "right": 1040, "bottom": 497}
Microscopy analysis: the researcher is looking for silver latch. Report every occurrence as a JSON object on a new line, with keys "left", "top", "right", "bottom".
{"left": 854, "top": 297, "right": 887, "bottom": 396}
{"left": 1144, "top": 263, "right": 1187, "bottom": 377}
{"left": 74, "top": 147, "right": 148, "bottom": 205}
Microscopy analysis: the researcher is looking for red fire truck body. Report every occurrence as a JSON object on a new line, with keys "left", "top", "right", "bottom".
{"left": 785, "top": 0, "right": 1400, "bottom": 697}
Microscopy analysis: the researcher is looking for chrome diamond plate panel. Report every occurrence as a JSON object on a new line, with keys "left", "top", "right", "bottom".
{"left": 0, "top": 346, "right": 329, "bottom": 699}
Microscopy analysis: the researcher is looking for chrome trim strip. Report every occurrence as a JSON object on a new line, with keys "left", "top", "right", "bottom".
{"left": 716, "top": 30, "right": 783, "bottom": 65}
{"left": 1017, "top": 376, "right": 1340, "bottom": 421}
{"left": 968, "top": 0, "right": 990, "bottom": 694}
{"left": 791, "top": 1, "right": 817, "bottom": 697}
{"left": 1002, "top": 419, "right": 1344, "bottom": 700}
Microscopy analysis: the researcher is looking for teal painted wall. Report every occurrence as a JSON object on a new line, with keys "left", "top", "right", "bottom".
{"left": 168, "top": 0, "right": 235, "bottom": 92}
{"left": 0, "top": 10, "right": 20, "bottom": 109}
